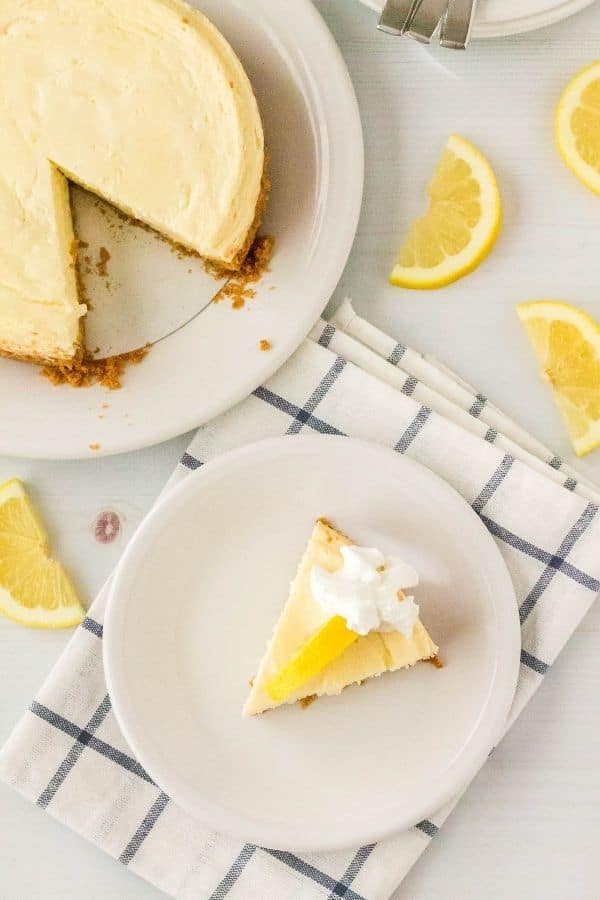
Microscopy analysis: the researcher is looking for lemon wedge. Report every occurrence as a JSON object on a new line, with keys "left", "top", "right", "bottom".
{"left": 517, "top": 301, "right": 600, "bottom": 457}
{"left": 390, "top": 134, "right": 502, "bottom": 289}
{"left": 556, "top": 61, "right": 600, "bottom": 195}
{"left": 266, "top": 615, "right": 359, "bottom": 702}
{"left": 0, "top": 478, "right": 84, "bottom": 628}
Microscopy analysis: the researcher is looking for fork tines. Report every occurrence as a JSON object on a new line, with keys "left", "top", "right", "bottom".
{"left": 377, "top": 0, "right": 421, "bottom": 35}
{"left": 378, "top": 0, "right": 478, "bottom": 49}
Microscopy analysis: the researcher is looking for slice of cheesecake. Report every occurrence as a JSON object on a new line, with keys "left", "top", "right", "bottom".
{"left": 244, "top": 519, "right": 438, "bottom": 716}
{"left": 0, "top": 0, "right": 266, "bottom": 366}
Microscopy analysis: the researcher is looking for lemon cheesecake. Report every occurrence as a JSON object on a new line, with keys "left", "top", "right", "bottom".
{"left": 244, "top": 519, "right": 438, "bottom": 716}
{"left": 0, "top": 0, "right": 265, "bottom": 366}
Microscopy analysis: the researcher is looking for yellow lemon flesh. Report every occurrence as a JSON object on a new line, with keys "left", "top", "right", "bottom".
{"left": 390, "top": 134, "right": 501, "bottom": 290}
{"left": 517, "top": 301, "right": 600, "bottom": 457}
{"left": 0, "top": 478, "right": 84, "bottom": 628}
{"left": 556, "top": 61, "right": 600, "bottom": 195}
{"left": 266, "top": 615, "right": 359, "bottom": 702}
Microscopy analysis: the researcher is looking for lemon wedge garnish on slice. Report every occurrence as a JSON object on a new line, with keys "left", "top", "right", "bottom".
{"left": 517, "top": 301, "right": 600, "bottom": 457}
{"left": 556, "top": 61, "right": 600, "bottom": 196}
{"left": 266, "top": 615, "right": 359, "bottom": 702}
{"left": 0, "top": 478, "right": 84, "bottom": 628}
{"left": 390, "top": 134, "right": 502, "bottom": 290}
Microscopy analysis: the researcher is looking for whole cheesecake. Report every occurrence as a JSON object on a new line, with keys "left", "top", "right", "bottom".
{"left": 0, "top": 0, "right": 266, "bottom": 366}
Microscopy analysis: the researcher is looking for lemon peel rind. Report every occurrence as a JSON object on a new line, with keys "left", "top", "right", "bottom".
{"left": 390, "top": 207, "right": 502, "bottom": 289}
{"left": 0, "top": 585, "right": 84, "bottom": 629}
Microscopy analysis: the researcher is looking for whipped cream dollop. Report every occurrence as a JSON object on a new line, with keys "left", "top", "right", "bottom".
{"left": 310, "top": 545, "right": 420, "bottom": 637}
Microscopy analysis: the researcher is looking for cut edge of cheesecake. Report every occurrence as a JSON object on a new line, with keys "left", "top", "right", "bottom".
{"left": 243, "top": 518, "right": 439, "bottom": 716}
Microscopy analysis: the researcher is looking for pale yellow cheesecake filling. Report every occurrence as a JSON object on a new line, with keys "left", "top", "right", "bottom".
{"left": 0, "top": 0, "right": 264, "bottom": 363}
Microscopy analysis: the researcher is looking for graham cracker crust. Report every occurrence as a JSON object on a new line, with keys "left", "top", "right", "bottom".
{"left": 41, "top": 346, "right": 149, "bottom": 390}
{"left": 226, "top": 161, "right": 271, "bottom": 272}
{"left": 210, "top": 233, "right": 275, "bottom": 310}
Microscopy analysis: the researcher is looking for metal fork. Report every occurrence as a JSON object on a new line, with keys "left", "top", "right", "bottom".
{"left": 440, "top": 0, "right": 479, "bottom": 49}
{"left": 404, "top": 0, "right": 449, "bottom": 43}
{"left": 377, "top": 0, "right": 420, "bottom": 35}
{"left": 379, "top": 0, "right": 478, "bottom": 49}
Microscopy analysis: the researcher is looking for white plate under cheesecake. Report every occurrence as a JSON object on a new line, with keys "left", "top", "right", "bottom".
{"left": 0, "top": 0, "right": 363, "bottom": 458}
{"left": 104, "top": 436, "right": 521, "bottom": 852}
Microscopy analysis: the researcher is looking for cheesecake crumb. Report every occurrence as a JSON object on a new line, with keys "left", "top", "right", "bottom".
{"left": 69, "top": 239, "right": 80, "bottom": 268}
{"left": 428, "top": 655, "right": 444, "bottom": 669}
{"left": 96, "top": 246, "right": 111, "bottom": 278}
{"left": 300, "top": 695, "right": 317, "bottom": 709}
{"left": 259, "top": 339, "right": 272, "bottom": 352}
{"left": 41, "top": 346, "right": 149, "bottom": 391}
{"left": 89, "top": 443, "right": 100, "bottom": 451}
{"left": 210, "top": 234, "right": 275, "bottom": 309}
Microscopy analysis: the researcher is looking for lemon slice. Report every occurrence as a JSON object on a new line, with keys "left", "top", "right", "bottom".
{"left": 517, "top": 301, "right": 600, "bottom": 457}
{"left": 556, "top": 61, "right": 600, "bottom": 195}
{"left": 266, "top": 615, "right": 359, "bottom": 702}
{"left": 390, "top": 134, "right": 502, "bottom": 289}
{"left": 0, "top": 478, "right": 84, "bottom": 628}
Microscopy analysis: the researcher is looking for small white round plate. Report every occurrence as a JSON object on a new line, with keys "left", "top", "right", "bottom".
{"left": 0, "top": 0, "right": 363, "bottom": 459}
{"left": 360, "top": 0, "right": 595, "bottom": 39}
{"left": 104, "top": 436, "right": 521, "bottom": 852}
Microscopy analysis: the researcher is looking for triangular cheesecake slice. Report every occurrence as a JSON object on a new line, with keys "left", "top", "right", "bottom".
{"left": 244, "top": 519, "right": 438, "bottom": 716}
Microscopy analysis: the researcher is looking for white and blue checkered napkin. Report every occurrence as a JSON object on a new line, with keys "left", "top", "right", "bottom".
{"left": 2, "top": 299, "right": 600, "bottom": 900}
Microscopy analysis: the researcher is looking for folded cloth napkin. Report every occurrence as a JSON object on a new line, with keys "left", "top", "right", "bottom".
{"left": 1, "top": 299, "right": 599, "bottom": 900}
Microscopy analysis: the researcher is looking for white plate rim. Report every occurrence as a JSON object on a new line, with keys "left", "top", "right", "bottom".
{"left": 0, "top": 0, "right": 364, "bottom": 460}
{"left": 103, "top": 435, "right": 522, "bottom": 851}
{"left": 359, "top": 0, "right": 596, "bottom": 39}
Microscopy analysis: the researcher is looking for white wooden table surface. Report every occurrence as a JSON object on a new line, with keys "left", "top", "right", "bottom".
{"left": 2, "top": 1, "right": 600, "bottom": 897}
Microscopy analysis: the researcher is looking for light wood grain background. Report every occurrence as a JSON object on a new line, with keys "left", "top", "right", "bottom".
{"left": 1, "top": 1, "right": 600, "bottom": 897}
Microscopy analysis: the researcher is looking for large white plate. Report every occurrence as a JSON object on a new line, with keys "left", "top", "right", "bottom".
{"left": 360, "top": 0, "right": 596, "bottom": 39}
{"left": 104, "top": 436, "right": 521, "bottom": 852}
{"left": 0, "top": 0, "right": 363, "bottom": 459}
